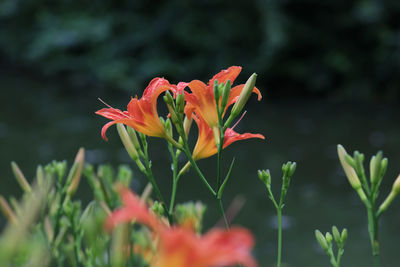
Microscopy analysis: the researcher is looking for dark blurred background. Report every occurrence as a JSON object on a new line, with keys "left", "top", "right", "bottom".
{"left": 0, "top": 0, "right": 399, "bottom": 266}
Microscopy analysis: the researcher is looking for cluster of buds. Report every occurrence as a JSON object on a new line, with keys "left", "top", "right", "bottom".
{"left": 337, "top": 145, "right": 400, "bottom": 214}
{"left": 315, "top": 226, "right": 348, "bottom": 267}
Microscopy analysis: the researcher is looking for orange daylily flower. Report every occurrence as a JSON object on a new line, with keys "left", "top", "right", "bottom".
{"left": 96, "top": 78, "right": 186, "bottom": 140}
{"left": 192, "top": 115, "right": 265, "bottom": 160}
{"left": 184, "top": 66, "right": 262, "bottom": 128}
{"left": 106, "top": 187, "right": 257, "bottom": 267}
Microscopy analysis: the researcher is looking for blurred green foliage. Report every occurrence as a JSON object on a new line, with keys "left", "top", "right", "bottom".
{"left": 0, "top": 0, "right": 399, "bottom": 101}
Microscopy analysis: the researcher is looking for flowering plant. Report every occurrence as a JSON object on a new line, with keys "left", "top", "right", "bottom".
{"left": 1, "top": 67, "right": 399, "bottom": 267}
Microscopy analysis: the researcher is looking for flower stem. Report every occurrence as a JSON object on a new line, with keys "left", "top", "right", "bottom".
{"left": 367, "top": 206, "right": 380, "bottom": 267}
{"left": 277, "top": 208, "right": 282, "bottom": 267}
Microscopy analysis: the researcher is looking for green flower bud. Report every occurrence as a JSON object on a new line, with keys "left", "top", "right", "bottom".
{"left": 370, "top": 151, "right": 383, "bottom": 185}
{"left": 11, "top": 161, "right": 32, "bottom": 193}
{"left": 315, "top": 230, "right": 329, "bottom": 252}
{"left": 393, "top": 174, "right": 400, "bottom": 195}
{"left": 213, "top": 80, "right": 220, "bottom": 104}
{"left": 258, "top": 169, "right": 271, "bottom": 188}
{"left": 341, "top": 228, "right": 348, "bottom": 244}
{"left": 176, "top": 92, "right": 185, "bottom": 115}
{"left": 332, "top": 226, "right": 341, "bottom": 244}
{"left": 0, "top": 195, "right": 17, "bottom": 225}
{"left": 67, "top": 147, "right": 85, "bottom": 196}
{"left": 163, "top": 91, "right": 174, "bottom": 106}
{"left": 325, "top": 232, "right": 333, "bottom": 244}
{"left": 288, "top": 162, "right": 297, "bottom": 177}
{"left": 220, "top": 80, "right": 231, "bottom": 112}
{"left": 126, "top": 126, "right": 141, "bottom": 151}
{"left": 151, "top": 201, "right": 165, "bottom": 217}
{"left": 380, "top": 158, "right": 388, "bottom": 179}
{"left": 231, "top": 73, "right": 257, "bottom": 117}
{"left": 117, "top": 124, "right": 139, "bottom": 161}
{"left": 337, "top": 145, "right": 361, "bottom": 189}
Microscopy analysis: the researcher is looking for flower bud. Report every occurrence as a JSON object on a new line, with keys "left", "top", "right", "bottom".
{"left": 337, "top": 145, "right": 361, "bottom": 189}
{"left": 315, "top": 230, "right": 329, "bottom": 252}
{"left": 258, "top": 169, "right": 271, "bottom": 188}
{"left": 0, "top": 195, "right": 17, "bottom": 225}
{"left": 67, "top": 147, "right": 85, "bottom": 196}
{"left": 117, "top": 124, "right": 139, "bottom": 161}
{"left": 183, "top": 116, "right": 193, "bottom": 137}
{"left": 380, "top": 158, "right": 388, "bottom": 178}
{"left": 332, "top": 226, "right": 341, "bottom": 244}
{"left": 11, "top": 162, "right": 32, "bottom": 193}
{"left": 370, "top": 151, "right": 383, "bottom": 185}
{"left": 341, "top": 228, "right": 348, "bottom": 244}
{"left": 213, "top": 80, "right": 220, "bottom": 104}
{"left": 325, "top": 232, "right": 333, "bottom": 244}
{"left": 231, "top": 73, "right": 257, "bottom": 117}
{"left": 151, "top": 201, "right": 165, "bottom": 217}
{"left": 393, "top": 174, "right": 400, "bottom": 195}
{"left": 220, "top": 80, "right": 231, "bottom": 111}
{"left": 126, "top": 126, "right": 141, "bottom": 151}
{"left": 176, "top": 92, "right": 185, "bottom": 115}
{"left": 163, "top": 91, "right": 174, "bottom": 106}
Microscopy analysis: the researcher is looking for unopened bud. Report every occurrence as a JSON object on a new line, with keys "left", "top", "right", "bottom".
{"left": 183, "top": 116, "right": 193, "bottom": 137}
{"left": 126, "top": 126, "right": 141, "bottom": 152}
{"left": 337, "top": 145, "right": 361, "bottom": 189}
{"left": 163, "top": 92, "right": 174, "bottom": 106}
{"left": 258, "top": 169, "right": 271, "bottom": 188}
{"left": 213, "top": 127, "right": 220, "bottom": 147}
{"left": 341, "top": 228, "right": 348, "bottom": 244}
{"left": 176, "top": 92, "right": 185, "bottom": 115}
{"left": 380, "top": 158, "right": 388, "bottom": 178}
{"left": 11, "top": 162, "right": 32, "bottom": 193}
{"left": 315, "top": 230, "right": 329, "bottom": 252}
{"left": 117, "top": 124, "right": 139, "bottom": 161}
{"left": 370, "top": 151, "right": 383, "bottom": 185}
{"left": 67, "top": 147, "right": 85, "bottom": 196}
{"left": 332, "top": 226, "right": 341, "bottom": 244}
{"left": 213, "top": 80, "right": 220, "bottom": 105}
{"left": 151, "top": 201, "right": 164, "bottom": 217}
{"left": 325, "top": 232, "right": 333, "bottom": 244}
{"left": 0, "top": 195, "right": 17, "bottom": 225}
{"left": 220, "top": 80, "right": 231, "bottom": 111}
{"left": 393, "top": 174, "right": 400, "bottom": 195}
{"left": 231, "top": 73, "right": 257, "bottom": 117}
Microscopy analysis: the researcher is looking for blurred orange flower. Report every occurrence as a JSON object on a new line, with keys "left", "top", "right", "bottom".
{"left": 185, "top": 66, "right": 262, "bottom": 128}
{"left": 192, "top": 115, "right": 265, "bottom": 160}
{"left": 96, "top": 78, "right": 182, "bottom": 140}
{"left": 106, "top": 187, "right": 257, "bottom": 267}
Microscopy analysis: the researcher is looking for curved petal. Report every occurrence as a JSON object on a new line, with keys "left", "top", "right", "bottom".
{"left": 95, "top": 107, "right": 129, "bottom": 121}
{"left": 209, "top": 66, "right": 242, "bottom": 86}
{"left": 223, "top": 128, "right": 265, "bottom": 149}
{"left": 100, "top": 119, "right": 135, "bottom": 141}
{"left": 227, "top": 85, "right": 262, "bottom": 108}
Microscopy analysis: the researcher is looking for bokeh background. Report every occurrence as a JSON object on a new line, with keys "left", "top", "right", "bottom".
{"left": 1, "top": 0, "right": 399, "bottom": 266}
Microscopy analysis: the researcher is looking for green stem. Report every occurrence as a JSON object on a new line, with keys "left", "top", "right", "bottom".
{"left": 277, "top": 208, "right": 282, "bottom": 267}
{"left": 181, "top": 142, "right": 216, "bottom": 196}
{"left": 217, "top": 198, "right": 229, "bottom": 229}
{"left": 336, "top": 248, "right": 343, "bottom": 267}
{"left": 367, "top": 205, "right": 380, "bottom": 267}
{"left": 139, "top": 134, "right": 173, "bottom": 225}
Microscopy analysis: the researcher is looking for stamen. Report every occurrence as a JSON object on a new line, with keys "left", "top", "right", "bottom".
{"left": 231, "top": 111, "right": 247, "bottom": 130}
{"left": 98, "top": 98, "right": 113, "bottom": 108}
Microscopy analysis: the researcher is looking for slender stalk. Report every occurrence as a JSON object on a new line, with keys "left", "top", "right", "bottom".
{"left": 139, "top": 134, "right": 173, "bottom": 224}
{"left": 367, "top": 206, "right": 380, "bottom": 267}
{"left": 217, "top": 198, "right": 229, "bottom": 228}
{"left": 276, "top": 208, "right": 282, "bottom": 267}
{"left": 182, "top": 145, "right": 216, "bottom": 196}
{"left": 169, "top": 178, "right": 178, "bottom": 214}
